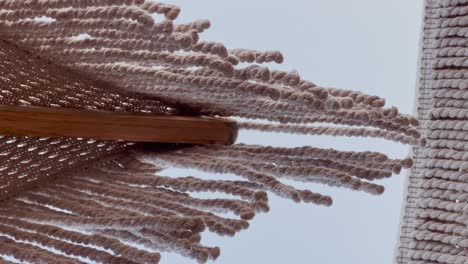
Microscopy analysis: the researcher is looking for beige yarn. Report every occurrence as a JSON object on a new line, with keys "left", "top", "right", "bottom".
{"left": 0, "top": 1, "right": 422, "bottom": 263}
{"left": 397, "top": 0, "right": 468, "bottom": 263}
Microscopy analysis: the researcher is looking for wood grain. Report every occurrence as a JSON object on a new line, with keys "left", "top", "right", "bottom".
{"left": 0, "top": 105, "right": 238, "bottom": 145}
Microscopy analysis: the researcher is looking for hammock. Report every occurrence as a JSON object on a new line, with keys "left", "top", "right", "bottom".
{"left": 0, "top": 1, "right": 421, "bottom": 263}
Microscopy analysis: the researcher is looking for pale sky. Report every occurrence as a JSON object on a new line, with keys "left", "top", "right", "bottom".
{"left": 161, "top": 1, "right": 424, "bottom": 263}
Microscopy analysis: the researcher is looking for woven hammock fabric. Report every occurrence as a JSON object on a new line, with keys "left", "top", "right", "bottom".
{"left": 397, "top": 0, "right": 468, "bottom": 263}
{"left": 0, "top": 39, "right": 177, "bottom": 202}
{"left": 0, "top": 1, "right": 423, "bottom": 263}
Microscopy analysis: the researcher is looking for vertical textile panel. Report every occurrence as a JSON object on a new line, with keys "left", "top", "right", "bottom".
{"left": 397, "top": 0, "right": 468, "bottom": 263}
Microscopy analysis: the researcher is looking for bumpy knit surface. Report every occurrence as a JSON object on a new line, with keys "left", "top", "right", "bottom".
{"left": 397, "top": 1, "right": 468, "bottom": 263}
{"left": 0, "top": 1, "right": 422, "bottom": 263}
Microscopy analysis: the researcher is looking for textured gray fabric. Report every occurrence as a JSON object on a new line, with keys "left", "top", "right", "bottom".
{"left": 397, "top": 0, "right": 468, "bottom": 263}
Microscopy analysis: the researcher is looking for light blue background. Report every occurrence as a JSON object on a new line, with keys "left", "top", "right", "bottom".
{"left": 161, "top": 1, "right": 423, "bottom": 263}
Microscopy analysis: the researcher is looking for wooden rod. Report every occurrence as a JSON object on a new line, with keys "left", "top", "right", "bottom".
{"left": 0, "top": 105, "right": 238, "bottom": 145}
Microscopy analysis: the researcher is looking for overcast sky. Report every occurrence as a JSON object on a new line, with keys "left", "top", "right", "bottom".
{"left": 161, "top": 1, "right": 424, "bottom": 263}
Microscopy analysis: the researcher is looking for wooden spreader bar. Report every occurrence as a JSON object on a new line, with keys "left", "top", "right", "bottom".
{"left": 0, "top": 105, "right": 238, "bottom": 145}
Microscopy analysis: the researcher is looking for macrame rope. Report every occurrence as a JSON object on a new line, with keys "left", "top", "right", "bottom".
{"left": 0, "top": 1, "right": 423, "bottom": 263}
